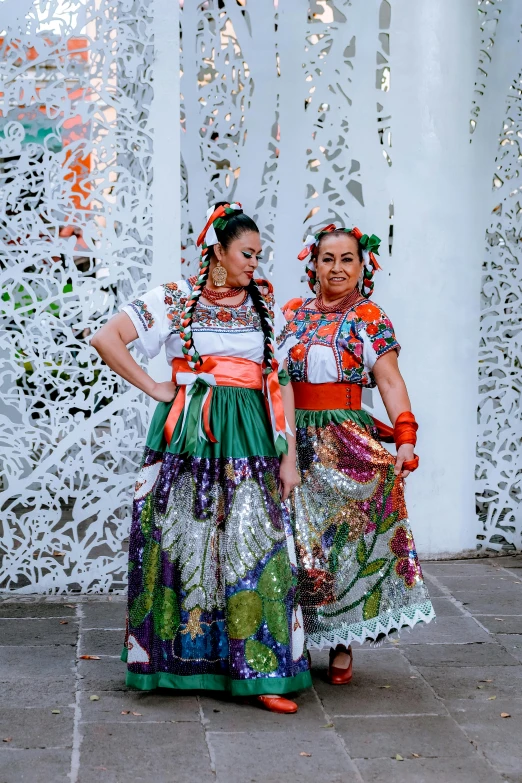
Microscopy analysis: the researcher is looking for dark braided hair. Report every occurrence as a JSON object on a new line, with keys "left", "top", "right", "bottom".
{"left": 180, "top": 202, "right": 277, "bottom": 372}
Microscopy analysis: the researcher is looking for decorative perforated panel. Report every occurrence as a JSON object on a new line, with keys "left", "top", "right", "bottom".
{"left": 0, "top": 0, "right": 155, "bottom": 591}
{"left": 180, "top": 0, "right": 393, "bottom": 287}
{"left": 1, "top": 0, "right": 520, "bottom": 594}
{"left": 475, "top": 0, "right": 522, "bottom": 553}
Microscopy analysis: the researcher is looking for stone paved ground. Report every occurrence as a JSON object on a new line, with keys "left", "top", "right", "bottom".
{"left": 1, "top": 555, "right": 522, "bottom": 783}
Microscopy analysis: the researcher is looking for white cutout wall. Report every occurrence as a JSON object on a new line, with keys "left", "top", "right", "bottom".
{"left": 0, "top": 0, "right": 520, "bottom": 592}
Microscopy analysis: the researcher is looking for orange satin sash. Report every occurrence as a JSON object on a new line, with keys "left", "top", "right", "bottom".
{"left": 164, "top": 355, "right": 264, "bottom": 446}
{"left": 292, "top": 382, "right": 362, "bottom": 411}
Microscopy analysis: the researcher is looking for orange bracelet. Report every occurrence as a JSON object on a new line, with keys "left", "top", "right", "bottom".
{"left": 394, "top": 412, "right": 419, "bottom": 472}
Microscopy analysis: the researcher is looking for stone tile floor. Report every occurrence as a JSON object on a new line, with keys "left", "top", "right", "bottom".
{"left": 1, "top": 555, "right": 521, "bottom": 783}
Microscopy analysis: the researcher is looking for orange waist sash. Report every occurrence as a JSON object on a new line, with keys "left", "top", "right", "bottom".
{"left": 292, "top": 382, "right": 362, "bottom": 411}
{"left": 171, "top": 356, "right": 263, "bottom": 389}
{"left": 164, "top": 356, "right": 264, "bottom": 446}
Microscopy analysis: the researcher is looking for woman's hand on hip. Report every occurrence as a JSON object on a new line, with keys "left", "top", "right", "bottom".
{"left": 279, "top": 457, "right": 301, "bottom": 501}
{"left": 150, "top": 381, "right": 177, "bottom": 403}
{"left": 395, "top": 443, "right": 414, "bottom": 478}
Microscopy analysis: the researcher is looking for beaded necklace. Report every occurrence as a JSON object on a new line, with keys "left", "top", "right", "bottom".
{"left": 189, "top": 276, "right": 248, "bottom": 307}
{"left": 315, "top": 286, "right": 362, "bottom": 313}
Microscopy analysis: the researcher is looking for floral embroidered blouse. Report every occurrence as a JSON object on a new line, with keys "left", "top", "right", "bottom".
{"left": 122, "top": 279, "right": 296, "bottom": 366}
{"left": 280, "top": 297, "right": 400, "bottom": 388}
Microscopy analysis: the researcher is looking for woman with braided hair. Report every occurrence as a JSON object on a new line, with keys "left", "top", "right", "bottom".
{"left": 281, "top": 225, "right": 434, "bottom": 684}
{"left": 91, "top": 203, "right": 312, "bottom": 713}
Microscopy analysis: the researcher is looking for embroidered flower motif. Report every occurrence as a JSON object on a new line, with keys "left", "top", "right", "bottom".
{"left": 366, "top": 323, "right": 378, "bottom": 336}
{"left": 164, "top": 282, "right": 178, "bottom": 291}
{"left": 132, "top": 299, "right": 155, "bottom": 329}
{"left": 216, "top": 309, "right": 233, "bottom": 323}
{"left": 282, "top": 298, "right": 305, "bottom": 320}
{"left": 165, "top": 296, "right": 173, "bottom": 306}
{"left": 389, "top": 525, "right": 422, "bottom": 588}
{"left": 290, "top": 343, "right": 306, "bottom": 361}
{"left": 372, "top": 337, "right": 387, "bottom": 353}
{"left": 355, "top": 301, "right": 380, "bottom": 321}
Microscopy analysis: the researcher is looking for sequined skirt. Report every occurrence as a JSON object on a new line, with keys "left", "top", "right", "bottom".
{"left": 290, "top": 408, "right": 435, "bottom": 650}
{"left": 122, "top": 386, "right": 312, "bottom": 696}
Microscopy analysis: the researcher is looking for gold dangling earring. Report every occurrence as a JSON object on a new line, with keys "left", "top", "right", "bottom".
{"left": 313, "top": 280, "right": 321, "bottom": 295}
{"left": 212, "top": 259, "right": 228, "bottom": 287}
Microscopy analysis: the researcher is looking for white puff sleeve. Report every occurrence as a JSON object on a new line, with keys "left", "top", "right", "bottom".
{"left": 121, "top": 285, "right": 172, "bottom": 359}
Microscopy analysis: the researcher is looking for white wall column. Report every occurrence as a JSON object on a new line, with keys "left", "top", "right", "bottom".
{"left": 390, "top": 1, "right": 483, "bottom": 556}
{"left": 149, "top": 0, "right": 180, "bottom": 382}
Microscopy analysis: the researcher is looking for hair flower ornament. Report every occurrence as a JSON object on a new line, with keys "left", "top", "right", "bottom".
{"left": 297, "top": 224, "right": 382, "bottom": 298}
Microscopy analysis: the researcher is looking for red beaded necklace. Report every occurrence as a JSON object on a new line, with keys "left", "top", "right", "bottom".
{"left": 203, "top": 287, "right": 248, "bottom": 306}
{"left": 315, "top": 286, "right": 362, "bottom": 314}
{"left": 188, "top": 276, "right": 248, "bottom": 307}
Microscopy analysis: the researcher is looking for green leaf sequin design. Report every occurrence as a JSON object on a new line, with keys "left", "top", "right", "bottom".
{"left": 264, "top": 600, "right": 290, "bottom": 644}
{"left": 140, "top": 495, "right": 153, "bottom": 537}
{"left": 129, "top": 540, "right": 161, "bottom": 627}
{"left": 245, "top": 640, "right": 278, "bottom": 673}
{"left": 258, "top": 549, "right": 292, "bottom": 599}
{"left": 227, "top": 591, "right": 263, "bottom": 639}
{"left": 226, "top": 548, "right": 293, "bottom": 648}
{"left": 363, "top": 587, "right": 382, "bottom": 620}
{"left": 153, "top": 587, "right": 180, "bottom": 640}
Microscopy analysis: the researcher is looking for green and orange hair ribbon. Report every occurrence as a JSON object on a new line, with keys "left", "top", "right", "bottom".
{"left": 298, "top": 224, "right": 382, "bottom": 298}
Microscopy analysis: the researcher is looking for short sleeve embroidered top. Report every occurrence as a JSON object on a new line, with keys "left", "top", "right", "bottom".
{"left": 280, "top": 297, "right": 400, "bottom": 388}
{"left": 122, "top": 279, "right": 296, "bottom": 366}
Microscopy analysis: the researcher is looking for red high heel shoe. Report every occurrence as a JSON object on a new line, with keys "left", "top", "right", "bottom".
{"left": 256, "top": 695, "right": 298, "bottom": 714}
{"left": 327, "top": 644, "right": 353, "bottom": 685}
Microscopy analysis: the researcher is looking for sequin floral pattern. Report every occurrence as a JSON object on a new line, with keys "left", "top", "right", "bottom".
{"left": 282, "top": 297, "right": 400, "bottom": 387}
{"left": 389, "top": 525, "right": 423, "bottom": 588}
{"left": 290, "top": 405, "right": 434, "bottom": 649}
{"left": 124, "top": 449, "right": 310, "bottom": 694}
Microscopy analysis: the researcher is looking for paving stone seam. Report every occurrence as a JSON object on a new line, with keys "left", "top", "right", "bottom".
{"left": 79, "top": 719, "right": 202, "bottom": 725}
{"left": 69, "top": 602, "right": 84, "bottom": 783}
{"left": 0, "top": 745, "right": 74, "bottom": 752}
{"left": 469, "top": 614, "right": 522, "bottom": 618}
{"left": 331, "top": 712, "right": 443, "bottom": 719}
{"left": 397, "top": 640, "right": 515, "bottom": 781}
{"left": 310, "top": 684, "right": 366, "bottom": 783}
{"left": 423, "top": 573, "right": 493, "bottom": 635}
{"left": 427, "top": 573, "right": 522, "bottom": 668}
{"left": 198, "top": 694, "right": 217, "bottom": 776}
{"left": 498, "top": 566, "right": 522, "bottom": 585}
{"left": 0, "top": 648, "right": 78, "bottom": 654}
{"left": 0, "top": 617, "right": 79, "bottom": 621}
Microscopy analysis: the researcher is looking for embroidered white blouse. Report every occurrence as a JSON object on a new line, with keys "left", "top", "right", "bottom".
{"left": 122, "top": 279, "right": 296, "bottom": 366}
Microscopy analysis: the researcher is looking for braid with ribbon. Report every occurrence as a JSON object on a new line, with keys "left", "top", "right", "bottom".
{"left": 247, "top": 279, "right": 277, "bottom": 375}
{"left": 298, "top": 224, "right": 382, "bottom": 298}
{"left": 179, "top": 202, "right": 243, "bottom": 370}
{"left": 180, "top": 203, "right": 277, "bottom": 376}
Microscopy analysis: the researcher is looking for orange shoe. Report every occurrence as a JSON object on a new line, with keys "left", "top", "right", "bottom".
{"left": 327, "top": 644, "right": 353, "bottom": 685}
{"left": 256, "top": 695, "right": 298, "bottom": 714}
